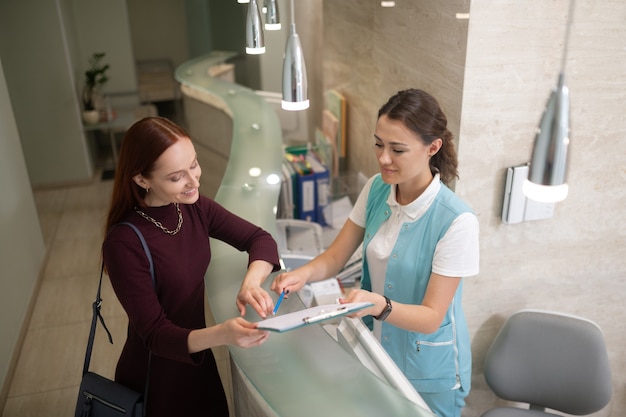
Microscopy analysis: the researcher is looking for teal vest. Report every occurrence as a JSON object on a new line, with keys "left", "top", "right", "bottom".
{"left": 361, "top": 175, "right": 472, "bottom": 393}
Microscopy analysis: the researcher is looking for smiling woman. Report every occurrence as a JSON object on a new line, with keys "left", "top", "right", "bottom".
{"left": 100, "top": 116, "right": 281, "bottom": 417}
{"left": 131, "top": 136, "right": 201, "bottom": 208}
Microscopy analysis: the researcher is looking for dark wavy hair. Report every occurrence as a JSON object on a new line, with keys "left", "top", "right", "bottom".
{"left": 378, "top": 88, "right": 459, "bottom": 184}
{"left": 104, "top": 117, "right": 190, "bottom": 233}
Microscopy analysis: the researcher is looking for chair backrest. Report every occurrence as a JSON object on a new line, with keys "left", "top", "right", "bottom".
{"left": 484, "top": 310, "right": 612, "bottom": 415}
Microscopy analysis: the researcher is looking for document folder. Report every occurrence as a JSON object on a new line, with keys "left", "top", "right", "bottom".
{"left": 256, "top": 302, "right": 373, "bottom": 332}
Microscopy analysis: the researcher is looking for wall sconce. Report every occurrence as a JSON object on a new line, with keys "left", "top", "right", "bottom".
{"left": 503, "top": 164, "right": 555, "bottom": 224}
{"left": 523, "top": 0, "right": 575, "bottom": 203}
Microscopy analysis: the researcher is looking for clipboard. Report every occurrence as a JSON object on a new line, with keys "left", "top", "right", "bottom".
{"left": 256, "top": 302, "right": 373, "bottom": 332}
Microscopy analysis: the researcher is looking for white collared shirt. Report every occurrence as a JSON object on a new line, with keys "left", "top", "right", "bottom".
{"left": 349, "top": 174, "right": 479, "bottom": 339}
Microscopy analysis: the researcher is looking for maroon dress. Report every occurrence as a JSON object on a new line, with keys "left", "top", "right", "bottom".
{"left": 102, "top": 195, "right": 280, "bottom": 417}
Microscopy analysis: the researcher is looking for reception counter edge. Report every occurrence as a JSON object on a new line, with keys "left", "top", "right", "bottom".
{"left": 175, "top": 52, "right": 434, "bottom": 417}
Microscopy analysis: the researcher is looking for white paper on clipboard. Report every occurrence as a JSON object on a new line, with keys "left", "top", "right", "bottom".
{"left": 256, "top": 302, "right": 373, "bottom": 332}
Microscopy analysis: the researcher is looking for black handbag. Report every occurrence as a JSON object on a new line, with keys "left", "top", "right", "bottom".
{"left": 75, "top": 223, "right": 154, "bottom": 417}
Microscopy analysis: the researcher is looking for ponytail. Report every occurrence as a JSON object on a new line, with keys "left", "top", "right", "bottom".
{"left": 431, "top": 129, "right": 458, "bottom": 185}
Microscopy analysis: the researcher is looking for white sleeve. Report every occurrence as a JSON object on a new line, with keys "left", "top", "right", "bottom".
{"left": 348, "top": 175, "right": 376, "bottom": 228}
{"left": 432, "top": 212, "right": 480, "bottom": 277}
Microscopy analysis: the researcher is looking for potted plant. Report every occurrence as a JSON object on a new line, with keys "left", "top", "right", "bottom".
{"left": 82, "top": 52, "right": 109, "bottom": 124}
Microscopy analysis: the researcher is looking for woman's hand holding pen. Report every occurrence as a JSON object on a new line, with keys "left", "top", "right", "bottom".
{"left": 270, "top": 270, "right": 309, "bottom": 298}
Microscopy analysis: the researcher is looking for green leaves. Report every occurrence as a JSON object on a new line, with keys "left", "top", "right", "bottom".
{"left": 82, "top": 52, "right": 110, "bottom": 110}
{"left": 84, "top": 52, "right": 110, "bottom": 89}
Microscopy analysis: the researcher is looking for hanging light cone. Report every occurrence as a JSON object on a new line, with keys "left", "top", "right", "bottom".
{"left": 246, "top": 0, "right": 265, "bottom": 54}
{"left": 282, "top": 24, "right": 309, "bottom": 111}
{"left": 523, "top": 0, "right": 575, "bottom": 203}
{"left": 265, "top": 0, "right": 281, "bottom": 30}
{"left": 523, "top": 73, "right": 570, "bottom": 202}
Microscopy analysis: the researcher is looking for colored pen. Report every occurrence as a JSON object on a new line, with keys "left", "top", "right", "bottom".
{"left": 272, "top": 290, "right": 286, "bottom": 315}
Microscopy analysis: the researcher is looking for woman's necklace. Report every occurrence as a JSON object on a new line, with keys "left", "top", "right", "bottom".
{"left": 134, "top": 203, "right": 183, "bottom": 235}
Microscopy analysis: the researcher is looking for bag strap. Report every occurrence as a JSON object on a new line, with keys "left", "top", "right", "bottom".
{"left": 82, "top": 222, "right": 155, "bottom": 414}
{"left": 81, "top": 263, "right": 113, "bottom": 376}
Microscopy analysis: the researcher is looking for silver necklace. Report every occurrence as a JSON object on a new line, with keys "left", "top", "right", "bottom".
{"left": 134, "top": 203, "right": 183, "bottom": 235}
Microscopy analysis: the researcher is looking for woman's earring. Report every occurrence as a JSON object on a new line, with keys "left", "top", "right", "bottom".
{"left": 145, "top": 187, "right": 149, "bottom": 194}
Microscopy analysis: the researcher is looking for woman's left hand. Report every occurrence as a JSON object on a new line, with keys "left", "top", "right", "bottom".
{"left": 237, "top": 284, "right": 274, "bottom": 319}
{"left": 341, "top": 289, "right": 385, "bottom": 319}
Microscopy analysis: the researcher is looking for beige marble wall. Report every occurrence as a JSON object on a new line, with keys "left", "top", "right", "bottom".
{"left": 324, "top": 1, "right": 626, "bottom": 416}
{"left": 458, "top": 2, "right": 626, "bottom": 415}
{"left": 323, "top": 0, "right": 470, "bottom": 177}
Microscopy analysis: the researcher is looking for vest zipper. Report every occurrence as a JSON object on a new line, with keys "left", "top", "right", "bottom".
{"left": 415, "top": 339, "right": 454, "bottom": 352}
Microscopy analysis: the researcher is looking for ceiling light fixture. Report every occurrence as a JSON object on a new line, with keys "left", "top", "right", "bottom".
{"left": 265, "top": 0, "right": 281, "bottom": 31}
{"left": 281, "top": 0, "right": 309, "bottom": 111}
{"left": 523, "top": 0, "right": 575, "bottom": 203}
{"left": 246, "top": 0, "right": 265, "bottom": 54}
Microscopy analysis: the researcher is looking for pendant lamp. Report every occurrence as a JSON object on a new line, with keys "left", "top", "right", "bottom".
{"left": 281, "top": 0, "right": 309, "bottom": 111}
{"left": 246, "top": 0, "right": 265, "bottom": 54}
{"left": 523, "top": 0, "right": 575, "bottom": 203}
{"left": 265, "top": 0, "right": 281, "bottom": 31}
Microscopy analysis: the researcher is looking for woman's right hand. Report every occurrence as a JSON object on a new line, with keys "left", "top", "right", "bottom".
{"left": 270, "top": 270, "right": 309, "bottom": 296}
{"left": 221, "top": 317, "right": 269, "bottom": 348}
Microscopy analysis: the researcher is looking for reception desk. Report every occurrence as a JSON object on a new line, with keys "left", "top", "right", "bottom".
{"left": 175, "top": 52, "right": 434, "bottom": 417}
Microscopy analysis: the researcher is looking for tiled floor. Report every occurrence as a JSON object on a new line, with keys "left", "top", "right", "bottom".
{"left": 2, "top": 112, "right": 234, "bottom": 416}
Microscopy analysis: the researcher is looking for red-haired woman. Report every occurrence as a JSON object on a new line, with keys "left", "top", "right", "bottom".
{"left": 102, "top": 117, "right": 280, "bottom": 417}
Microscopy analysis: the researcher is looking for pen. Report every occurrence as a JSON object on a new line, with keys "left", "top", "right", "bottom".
{"left": 272, "top": 290, "right": 286, "bottom": 315}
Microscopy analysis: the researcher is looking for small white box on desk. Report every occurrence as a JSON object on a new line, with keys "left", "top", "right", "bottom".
{"left": 299, "top": 278, "right": 343, "bottom": 308}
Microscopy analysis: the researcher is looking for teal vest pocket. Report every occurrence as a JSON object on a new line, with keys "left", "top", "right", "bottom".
{"left": 403, "top": 322, "right": 459, "bottom": 393}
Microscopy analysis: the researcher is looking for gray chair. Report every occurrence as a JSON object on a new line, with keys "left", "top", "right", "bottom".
{"left": 481, "top": 309, "right": 612, "bottom": 417}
